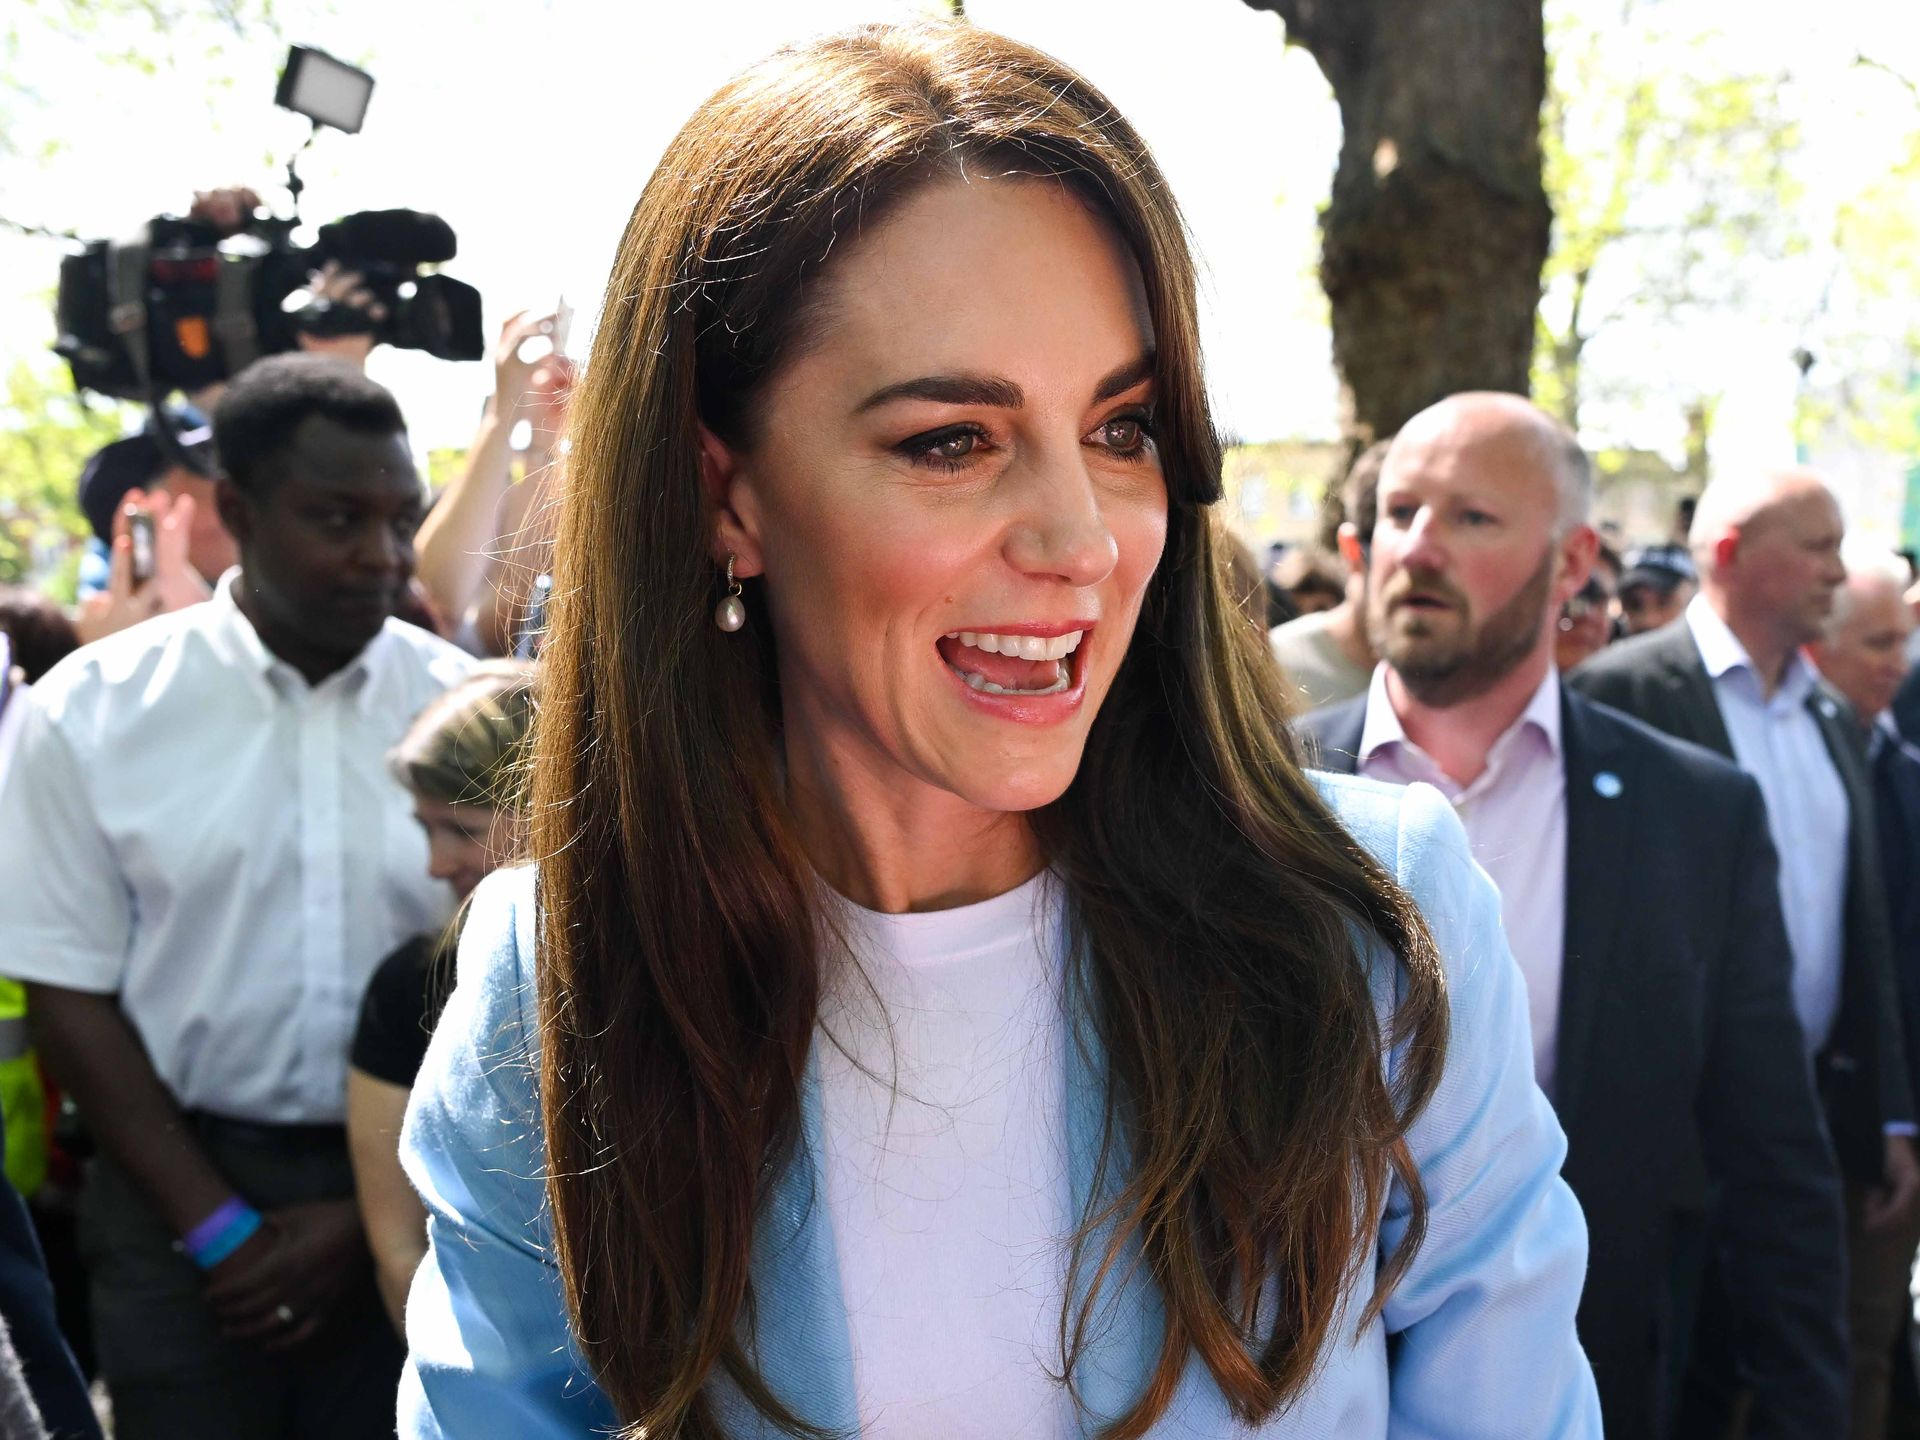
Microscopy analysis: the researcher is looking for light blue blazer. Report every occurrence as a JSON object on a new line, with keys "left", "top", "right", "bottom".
{"left": 398, "top": 774, "right": 1602, "bottom": 1437}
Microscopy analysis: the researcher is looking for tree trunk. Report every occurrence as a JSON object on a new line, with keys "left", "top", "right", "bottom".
{"left": 1244, "top": 0, "right": 1551, "bottom": 444}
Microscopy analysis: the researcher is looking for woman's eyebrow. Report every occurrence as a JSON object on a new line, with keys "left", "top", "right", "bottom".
{"left": 856, "top": 373, "right": 1023, "bottom": 413}
{"left": 1091, "top": 351, "right": 1156, "bottom": 404}
{"left": 853, "top": 350, "right": 1157, "bottom": 415}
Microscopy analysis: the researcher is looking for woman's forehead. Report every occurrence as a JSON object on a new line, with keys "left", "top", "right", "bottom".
{"left": 782, "top": 175, "right": 1156, "bottom": 401}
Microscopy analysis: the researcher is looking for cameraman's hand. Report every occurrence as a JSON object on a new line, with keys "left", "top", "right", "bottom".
{"left": 488, "top": 311, "right": 574, "bottom": 454}
{"left": 293, "top": 260, "right": 386, "bottom": 369}
{"left": 74, "top": 489, "right": 212, "bottom": 645}
{"left": 188, "top": 186, "right": 263, "bottom": 236}
{"left": 202, "top": 1199, "right": 368, "bottom": 1352}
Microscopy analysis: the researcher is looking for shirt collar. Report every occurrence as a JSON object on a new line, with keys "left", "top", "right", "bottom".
{"left": 209, "top": 568, "right": 387, "bottom": 713}
{"left": 1358, "top": 661, "right": 1562, "bottom": 770}
{"left": 1685, "top": 593, "right": 1818, "bottom": 707}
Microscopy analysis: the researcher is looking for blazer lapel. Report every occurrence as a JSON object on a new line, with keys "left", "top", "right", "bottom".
{"left": 1554, "top": 693, "right": 1632, "bottom": 1137}
{"left": 1656, "top": 624, "right": 1735, "bottom": 758}
{"left": 735, "top": 1053, "right": 861, "bottom": 1437}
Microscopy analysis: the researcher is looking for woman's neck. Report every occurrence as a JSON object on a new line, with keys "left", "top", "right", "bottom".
{"left": 781, "top": 736, "right": 1045, "bottom": 915}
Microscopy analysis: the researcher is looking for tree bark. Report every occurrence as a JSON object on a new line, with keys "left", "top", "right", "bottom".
{"left": 1244, "top": 0, "right": 1551, "bottom": 443}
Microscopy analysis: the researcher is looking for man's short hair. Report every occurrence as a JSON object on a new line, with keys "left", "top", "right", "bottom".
{"left": 0, "top": 586, "right": 81, "bottom": 684}
{"left": 1551, "top": 426, "right": 1593, "bottom": 533}
{"left": 1341, "top": 439, "right": 1393, "bottom": 540}
{"left": 213, "top": 354, "right": 406, "bottom": 494}
{"left": 1827, "top": 546, "right": 1916, "bottom": 633}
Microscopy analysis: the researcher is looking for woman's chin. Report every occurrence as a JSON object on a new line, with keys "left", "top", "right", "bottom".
{"left": 937, "top": 755, "right": 1085, "bottom": 817}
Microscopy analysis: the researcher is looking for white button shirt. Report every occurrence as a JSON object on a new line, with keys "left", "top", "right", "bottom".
{"left": 0, "top": 573, "right": 474, "bottom": 1123}
{"left": 1356, "top": 665, "right": 1569, "bottom": 1094}
{"left": 1686, "top": 595, "right": 1849, "bottom": 1054}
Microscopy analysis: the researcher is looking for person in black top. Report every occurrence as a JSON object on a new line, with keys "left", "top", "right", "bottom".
{"left": 345, "top": 661, "right": 535, "bottom": 1333}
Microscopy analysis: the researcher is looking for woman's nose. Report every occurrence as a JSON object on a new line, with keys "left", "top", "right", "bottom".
{"left": 1002, "top": 456, "right": 1120, "bottom": 588}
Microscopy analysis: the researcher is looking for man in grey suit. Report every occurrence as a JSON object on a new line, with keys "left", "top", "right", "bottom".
{"left": 1571, "top": 471, "right": 1918, "bottom": 1439}
{"left": 1298, "top": 393, "right": 1845, "bottom": 1439}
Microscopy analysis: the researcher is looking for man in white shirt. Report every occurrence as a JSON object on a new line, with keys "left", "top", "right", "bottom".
{"left": 1268, "top": 440, "right": 1386, "bottom": 710}
{"left": 1574, "top": 470, "right": 1917, "bottom": 1439}
{"left": 0, "top": 354, "right": 473, "bottom": 1439}
{"left": 1300, "top": 393, "right": 1845, "bottom": 1438}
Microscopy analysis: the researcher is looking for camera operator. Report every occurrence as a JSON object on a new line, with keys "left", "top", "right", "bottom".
{"left": 186, "top": 187, "right": 384, "bottom": 385}
{"left": 412, "top": 309, "right": 570, "bottom": 656}
{"left": 0, "top": 353, "right": 474, "bottom": 1439}
{"left": 68, "top": 188, "right": 395, "bottom": 648}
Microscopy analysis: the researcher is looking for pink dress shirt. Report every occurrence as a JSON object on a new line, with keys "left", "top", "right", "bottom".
{"left": 1358, "top": 665, "right": 1569, "bottom": 1095}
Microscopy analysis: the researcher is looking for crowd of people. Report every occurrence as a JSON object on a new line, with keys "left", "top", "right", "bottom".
{"left": 0, "top": 18, "right": 1917, "bottom": 1440}
{"left": 0, "top": 276, "right": 565, "bottom": 1437}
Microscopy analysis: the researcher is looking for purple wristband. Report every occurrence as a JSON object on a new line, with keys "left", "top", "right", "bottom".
{"left": 183, "top": 1198, "right": 258, "bottom": 1266}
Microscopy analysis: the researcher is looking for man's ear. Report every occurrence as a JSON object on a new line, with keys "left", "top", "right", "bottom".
{"left": 1714, "top": 528, "right": 1741, "bottom": 576}
{"left": 1553, "top": 523, "right": 1600, "bottom": 605}
{"left": 698, "top": 424, "right": 765, "bottom": 577}
{"left": 214, "top": 478, "right": 253, "bottom": 549}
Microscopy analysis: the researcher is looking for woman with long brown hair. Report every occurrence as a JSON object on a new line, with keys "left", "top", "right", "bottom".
{"left": 400, "top": 23, "right": 1597, "bottom": 1439}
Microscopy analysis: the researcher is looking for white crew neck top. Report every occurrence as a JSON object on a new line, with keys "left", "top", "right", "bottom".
{"left": 814, "top": 870, "right": 1074, "bottom": 1438}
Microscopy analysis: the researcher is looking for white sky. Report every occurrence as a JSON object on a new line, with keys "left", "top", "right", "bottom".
{"left": 1, "top": 0, "right": 1916, "bottom": 480}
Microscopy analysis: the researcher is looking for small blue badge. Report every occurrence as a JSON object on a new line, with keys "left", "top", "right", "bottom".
{"left": 1593, "top": 771, "right": 1623, "bottom": 799}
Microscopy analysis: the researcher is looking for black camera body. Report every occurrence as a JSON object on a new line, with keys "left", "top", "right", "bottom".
{"left": 54, "top": 206, "right": 484, "bottom": 401}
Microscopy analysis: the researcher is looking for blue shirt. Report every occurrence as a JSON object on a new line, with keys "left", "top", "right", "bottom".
{"left": 398, "top": 775, "right": 1601, "bottom": 1437}
{"left": 1685, "top": 596, "right": 1850, "bottom": 1053}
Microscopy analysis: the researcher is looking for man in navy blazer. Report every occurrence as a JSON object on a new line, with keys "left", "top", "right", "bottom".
{"left": 1299, "top": 392, "right": 1845, "bottom": 1439}
{"left": 1807, "top": 553, "right": 1920, "bottom": 1436}
{"left": 1571, "top": 472, "right": 1917, "bottom": 1438}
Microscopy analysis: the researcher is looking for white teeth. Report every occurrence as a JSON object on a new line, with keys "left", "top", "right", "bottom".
{"left": 946, "top": 629, "right": 1085, "bottom": 661}
{"left": 969, "top": 672, "right": 1070, "bottom": 697}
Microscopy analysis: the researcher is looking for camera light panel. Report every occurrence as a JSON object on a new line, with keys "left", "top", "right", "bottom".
{"left": 276, "top": 45, "right": 374, "bottom": 134}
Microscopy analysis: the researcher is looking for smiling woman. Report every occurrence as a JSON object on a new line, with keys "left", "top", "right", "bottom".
{"left": 399, "top": 22, "right": 1600, "bottom": 1440}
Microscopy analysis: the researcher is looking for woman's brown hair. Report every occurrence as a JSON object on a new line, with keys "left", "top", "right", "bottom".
{"left": 532, "top": 23, "right": 1447, "bottom": 1439}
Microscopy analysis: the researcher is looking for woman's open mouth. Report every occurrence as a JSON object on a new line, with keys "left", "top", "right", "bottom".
{"left": 936, "top": 627, "right": 1087, "bottom": 697}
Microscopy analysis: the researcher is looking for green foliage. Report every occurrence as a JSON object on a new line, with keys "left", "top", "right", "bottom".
{"left": 0, "top": 359, "right": 135, "bottom": 599}
{"left": 425, "top": 446, "right": 469, "bottom": 496}
{"left": 1, "top": 0, "right": 283, "bottom": 166}
{"left": 1535, "top": 0, "right": 1804, "bottom": 431}
{"left": 1799, "top": 125, "right": 1920, "bottom": 472}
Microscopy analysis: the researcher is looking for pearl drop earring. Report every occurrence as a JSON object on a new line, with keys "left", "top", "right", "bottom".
{"left": 715, "top": 554, "right": 746, "bottom": 633}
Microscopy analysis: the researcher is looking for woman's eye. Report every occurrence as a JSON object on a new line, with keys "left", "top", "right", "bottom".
{"left": 898, "top": 425, "right": 989, "bottom": 471}
{"left": 928, "top": 432, "right": 978, "bottom": 461}
{"left": 1091, "top": 413, "right": 1154, "bottom": 458}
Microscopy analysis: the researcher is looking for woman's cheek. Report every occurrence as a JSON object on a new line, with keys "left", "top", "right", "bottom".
{"left": 1112, "top": 492, "right": 1170, "bottom": 601}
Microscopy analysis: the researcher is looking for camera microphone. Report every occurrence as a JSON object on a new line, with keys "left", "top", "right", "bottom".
{"left": 316, "top": 209, "right": 457, "bottom": 266}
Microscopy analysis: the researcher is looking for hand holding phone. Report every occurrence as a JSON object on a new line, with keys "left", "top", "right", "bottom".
{"left": 127, "top": 507, "right": 157, "bottom": 587}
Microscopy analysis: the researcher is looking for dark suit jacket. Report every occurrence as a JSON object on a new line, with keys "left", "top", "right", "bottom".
{"left": 1301, "top": 688, "right": 1846, "bottom": 1440}
{"left": 1569, "top": 617, "right": 1915, "bottom": 1180}
{"left": 1893, "top": 662, "right": 1920, "bottom": 747}
{"left": 1868, "top": 725, "right": 1920, "bottom": 1112}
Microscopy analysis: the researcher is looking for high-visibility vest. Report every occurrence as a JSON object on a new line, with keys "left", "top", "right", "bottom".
{"left": 0, "top": 979, "right": 46, "bottom": 1199}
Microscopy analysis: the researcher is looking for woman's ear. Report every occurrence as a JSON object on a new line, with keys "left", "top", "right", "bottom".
{"left": 698, "top": 424, "right": 765, "bottom": 577}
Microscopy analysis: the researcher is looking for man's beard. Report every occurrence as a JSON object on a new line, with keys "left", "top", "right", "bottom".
{"left": 1367, "top": 545, "right": 1557, "bottom": 707}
